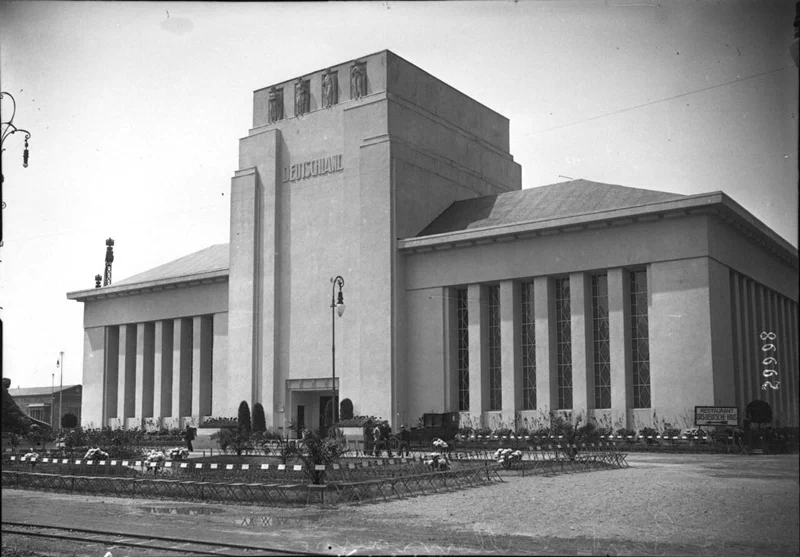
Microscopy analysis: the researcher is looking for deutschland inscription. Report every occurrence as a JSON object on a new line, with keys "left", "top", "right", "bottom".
{"left": 282, "top": 154, "right": 343, "bottom": 183}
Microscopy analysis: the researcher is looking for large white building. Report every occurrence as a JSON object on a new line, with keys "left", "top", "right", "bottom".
{"left": 68, "top": 51, "right": 799, "bottom": 434}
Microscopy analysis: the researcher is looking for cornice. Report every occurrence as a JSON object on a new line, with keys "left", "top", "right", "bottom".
{"left": 399, "top": 192, "right": 798, "bottom": 270}
{"left": 67, "top": 270, "right": 229, "bottom": 302}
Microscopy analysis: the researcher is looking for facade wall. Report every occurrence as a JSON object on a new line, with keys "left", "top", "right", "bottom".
{"left": 403, "top": 216, "right": 710, "bottom": 291}
{"left": 83, "top": 282, "right": 228, "bottom": 328}
{"left": 729, "top": 269, "right": 799, "bottom": 426}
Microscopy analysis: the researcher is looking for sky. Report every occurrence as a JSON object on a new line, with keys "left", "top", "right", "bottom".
{"left": 1, "top": 0, "right": 797, "bottom": 390}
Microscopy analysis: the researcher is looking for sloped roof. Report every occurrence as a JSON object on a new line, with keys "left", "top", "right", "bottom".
{"left": 8, "top": 385, "right": 81, "bottom": 398}
{"left": 418, "top": 179, "right": 686, "bottom": 236}
{"left": 112, "top": 243, "right": 230, "bottom": 287}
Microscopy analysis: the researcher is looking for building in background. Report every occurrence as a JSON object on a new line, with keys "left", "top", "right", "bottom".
{"left": 67, "top": 50, "right": 799, "bottom": 434}
{"left": 6, "top": 384, "right": 82, "bottom": 428}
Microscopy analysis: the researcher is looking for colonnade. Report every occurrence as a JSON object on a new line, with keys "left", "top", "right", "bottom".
{"left": 103, "top": 315, "right": 214, "bottom": 425}
{"left": 451, "top": 269, "right": 645, "bottom": 425}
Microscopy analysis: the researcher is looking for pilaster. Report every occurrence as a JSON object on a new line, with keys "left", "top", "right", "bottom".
{"left": 468, "top": 283, "right": 488, "bottom": 418}
{"left": 570, "top": 273, "right": 592, "bottom": 417}
{"left": 500, "top": 280, "right": 521, "bottom": 423}
{"left": 608, "top": 268, "right": 631, "bottom": 426}
{"left": 534, "top": 276, "right": 556, "bottom": 414}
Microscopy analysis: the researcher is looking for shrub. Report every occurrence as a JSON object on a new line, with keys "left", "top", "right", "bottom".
{"left": 252, "top": 403, "right": 266, "bottom": 433}
{"left": 340, "top": 398, "right": 354, "bottom": 421}
{"left": 210, "top": 428, "right": 253, "bottom": 456}
{"left": 747, "top": 400, "right": 773, "bottom": 426}
{"left": 61, "top": 413, "right": 78, "bottom": 428}
{"left": 576, "top": 421, "right": 600, "bottom": 443}
{"left": 237, "top": 401, "right": 252, "bottom": 436}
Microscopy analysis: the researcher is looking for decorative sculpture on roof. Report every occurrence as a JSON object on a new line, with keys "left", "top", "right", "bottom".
{"left": 268, "top": 87, "right": 284, "bottom": 123}
{"left": 322, "top": 70, "right": 338, "bottom": 108}
{"left": 295, "top": 79, "right": 310, "bottom": 116}
{"left": 350, "top": 62, "right": 366, "bottom": 99}
{"left": 104, "top": 237, "right": 114, "bottom": 286}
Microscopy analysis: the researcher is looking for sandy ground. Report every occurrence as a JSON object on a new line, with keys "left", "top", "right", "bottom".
{"left": 2, "top": 453, "right": 798, "bottom": 556}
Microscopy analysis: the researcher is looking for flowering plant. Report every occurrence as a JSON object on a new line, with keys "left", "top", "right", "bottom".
{"left": 22, "top": 451, "right": 41, "bottom": 461}
{"left": 493, "top": 447, "right": 523, "bottom": 469}
{"left": 432, "top": 438, "right": 449, "bottom": 451}
{"left": 83, "top": 447, "right": 109, "bottom": 460}
{"left": 145, "top": 450, "right": 165, "bottom": 463}
{"left": 425, "top": 452, "right": 450, "bottom": 471}
{"left": 168, "top": 447, "right": 189, "bottom": 461}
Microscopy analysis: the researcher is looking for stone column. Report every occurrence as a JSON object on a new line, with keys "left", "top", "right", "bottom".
{"left": 570, "top": 273, "right": 592, "bottom": 417}
{"left": 500, "top": 280, "right": 521, "bottom": 425}
{"left": 153, "top": 320, "right": 174, "bottom": 419}
{"left": 192, "top": 315, "right": 214, "bottom": 419}
{"left": 117, "top": 324, "right": 137, "bottom": 421}
{"left": 104, "top": 326, "right": 120, "bottom": 425}
{"left": 534, "top": 276, "right": 556, "bottom": 415}
{"left": 468, "top": 284, "right": 488, "bottom": 419}
{"left": 608, "top": 268, "right": 631, "bottom": 427}
{"left": 172, "top": 318, "right": 193, "bottom": 420}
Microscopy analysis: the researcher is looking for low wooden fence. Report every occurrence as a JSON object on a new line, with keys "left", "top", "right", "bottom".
{"left": 1, "top": 459, "right": 503, "bottom": 506}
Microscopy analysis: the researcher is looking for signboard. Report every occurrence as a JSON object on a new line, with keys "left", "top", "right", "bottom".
{"left": 694, "top": 406, "right": 739, "bottom": 426}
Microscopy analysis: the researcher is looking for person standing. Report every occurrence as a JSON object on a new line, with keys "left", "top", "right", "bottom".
{"left": 373, "top": 424, "right": 383, "bottom": 457}
{"left": 399, "top": 425, "right": 411, "bottom": 457}
{"left": 184, "top": 424, "right": 195, "bottom": 452}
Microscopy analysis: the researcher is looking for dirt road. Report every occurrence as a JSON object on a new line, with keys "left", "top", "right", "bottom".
{"left": 3, "top": 453, "right": 798, "bottom": 556}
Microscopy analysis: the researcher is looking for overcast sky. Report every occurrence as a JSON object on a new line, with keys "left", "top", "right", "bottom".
{"left": 1, "top": 0, "right": 797, "bottom": 390}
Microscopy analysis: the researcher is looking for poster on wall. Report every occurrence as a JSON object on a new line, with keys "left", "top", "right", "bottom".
{"left": 694, "top": 406, "right": 739, "bottom": 426}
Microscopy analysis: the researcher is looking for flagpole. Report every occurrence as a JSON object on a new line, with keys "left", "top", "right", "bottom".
{"left": 59, "top": 351, "right": 64, "bottom": 428}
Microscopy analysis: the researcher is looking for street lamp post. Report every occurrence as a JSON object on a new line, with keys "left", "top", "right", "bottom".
{"left": 1, "top": 92, "right": 32, "bottom": 174}
{"left": 1, "top": 91, "right": 32, "bottom": 245}
{"left": 330, "top": 276, "right": 345, "bottom": 425}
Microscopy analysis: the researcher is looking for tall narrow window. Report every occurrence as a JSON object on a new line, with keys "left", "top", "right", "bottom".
{"left": 488, "top": 285, "right": 502, "bottom": 410}
{"left": 592, "top": 274, "right": 611, "bottom": 409}
{"left": 521, "top": 282, "right": 536, "bottom": 410}
{"left": 630, "top": 270, "right": 651, "bottom": 408}
{"left": 555, "top": 278, "right": 572, "bottom": 409}
{"left": 456, "top": 288, "right": 469, "bottom": 411}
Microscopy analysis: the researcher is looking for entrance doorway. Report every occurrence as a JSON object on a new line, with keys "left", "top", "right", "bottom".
{"left": 297, "top": 405, "right": 305, "bottom": 432}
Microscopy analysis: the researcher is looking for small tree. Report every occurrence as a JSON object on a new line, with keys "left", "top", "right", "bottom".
{"left": 340, "top": 398, "right": 354, "bottom": 421}
{"left": 252, "top": 403, "right": 267, "bottom": 433}
{"left": 237, "top": 401, "right": 252, "bottom": 436}
{"left": 61, "top": 412, "right": 78, "bottom": 429}
{"left": 286, "top": 427, "right": 347, "bottom": 484}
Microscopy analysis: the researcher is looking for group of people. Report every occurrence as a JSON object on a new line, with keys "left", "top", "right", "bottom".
{"left": 365, "top": 422, "right": 411, "bottom": 457}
